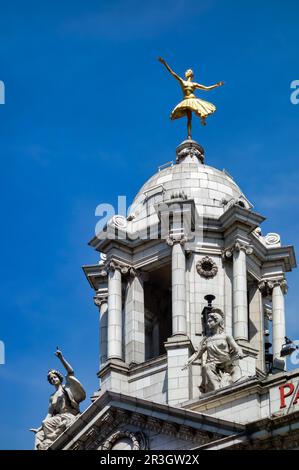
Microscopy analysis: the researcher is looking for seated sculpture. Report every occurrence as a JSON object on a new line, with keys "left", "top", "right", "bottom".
{"left": 30, "top": 349, "right": 86, "bottom": 450}
{"left": 184, "top": 309, "right": 245, "bottom": 393}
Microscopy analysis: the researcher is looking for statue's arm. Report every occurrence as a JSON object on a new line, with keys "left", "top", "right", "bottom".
{"left": 30, "top": 399, "right": 54, "bottom": 432}
{"left": 158, "top": 57, "right": 182, "bottom": 82}
{"left": 55, "top": 348, "right": 74, "bottom": 376}
{"left": 195, "top": 81, "right": 224, "bottom": 90}
{"left": 226, "top": 335, "right": 244, "bottom": 358}
{"left": 182, "top": 341, "right": 206, "bottom": 370}
{"left": 30, "top": 408, "right": 52, "bottom": 432}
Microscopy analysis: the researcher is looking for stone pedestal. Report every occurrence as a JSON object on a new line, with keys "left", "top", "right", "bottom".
{"left": 165, "top": 335, "right": 193, "bottom": 406}
{"left": 98, "top": 359, "right": 129, "bottom": 394}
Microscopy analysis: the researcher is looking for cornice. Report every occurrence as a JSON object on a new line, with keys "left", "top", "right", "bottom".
{"left": 219, "top": 204, "right": 265, "bottom": 232}
{"left": 50, "top": 390, "right": 245, "bottom": 450}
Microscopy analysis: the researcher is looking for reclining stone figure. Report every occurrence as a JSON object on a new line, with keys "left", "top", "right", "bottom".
{"left": 183, "top": 309, "right": 245, "bottom": 393}
{"left": 30, "top": 348, "right": 86, "bottom": 450}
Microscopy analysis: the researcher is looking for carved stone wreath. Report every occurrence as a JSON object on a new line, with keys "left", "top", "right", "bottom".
{"left": 196, "top": 256, "right": 218, "bottom": 279}
{"left": 99, "top": 430, "right": 147, "bottom": 450}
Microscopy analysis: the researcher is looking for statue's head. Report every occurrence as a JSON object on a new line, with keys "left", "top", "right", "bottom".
{"left": 207, "top": 308, "right": 224, "bottom": 333}
{"left": 185, "top": 68, "right": 194, "bottom": 79}
{"left": 47, "top": 369, "right": 64, "bottom": 386}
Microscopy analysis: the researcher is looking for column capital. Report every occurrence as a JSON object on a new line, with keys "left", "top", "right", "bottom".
{"left": 107, "top": 260, "right": 122, "bottom": 272}
{"left": 222, "top": 241, "right": 253, "bottom": 259}
{"left": 127, "top": 267, "right": 143, "bottom": 280}
{"left": 94, "top": 294, "right": 108, "bottom": 308}
{"left": 258, "top": 280, "right": 271, "bottom": 296}
{"left": 233, "top": 240, "right": 253, "bottom": 255}
{"left": 94, "top": 287, "right": 108, "bottom": 308}
{"left": 258, "top": 278, "right": 288, "bottom": 295}
{"left": 273, "top": 278, "right": 288, "bottom": 294}
{"left": 166, "top": 233, "right": 187, "bottom": 247}
{"left": 106, "top": 259, "right": 133, "bottom": 275}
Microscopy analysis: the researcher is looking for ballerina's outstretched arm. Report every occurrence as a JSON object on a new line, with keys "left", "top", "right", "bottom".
{"left": 158, "top": 57, "right": 183, "bottom": 82}
{"left": 195, "top": 81, "right": 224, "bottom": 91}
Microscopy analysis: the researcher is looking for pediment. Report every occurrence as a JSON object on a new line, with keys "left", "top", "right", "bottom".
{"left": 50, "top": 391, "right": 245, "bottom": 450}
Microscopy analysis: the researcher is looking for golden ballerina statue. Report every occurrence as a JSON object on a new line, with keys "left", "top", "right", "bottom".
{"left": 159, "top": 57, "right": 224, "bottom": 140}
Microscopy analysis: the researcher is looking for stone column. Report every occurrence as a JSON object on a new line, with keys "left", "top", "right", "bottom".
{"left": 107, "top": 261, "right": 123, "bottom": 360}
{"left": 272, "top": 279, "right": 287, "bottom": 365}
{"left": 232, "top": 241, "right": 253, "bottom": 341}
{"left": 94, "top": 291, "right": 108, "bottom": 367}
{"left": 125, "top": 270, "right": 145, "bottom": 365}
{"left": 167, "top": 235, "right": 187, "bottom": 336}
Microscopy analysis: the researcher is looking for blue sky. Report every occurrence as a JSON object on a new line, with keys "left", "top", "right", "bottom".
{"left": 0, "top": 0, "right": 299, "bottom": 449}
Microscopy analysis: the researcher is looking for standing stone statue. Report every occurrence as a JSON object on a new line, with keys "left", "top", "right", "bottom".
{"left": 184, "top": 309, "right": 245, "bottom": 393}
{"left": 30, "top": 348, "right": 86, "bottom": 450}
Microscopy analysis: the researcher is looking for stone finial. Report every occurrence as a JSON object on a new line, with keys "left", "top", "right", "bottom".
{"left": 176, "top": 139, "right": 204, "bottom": 164}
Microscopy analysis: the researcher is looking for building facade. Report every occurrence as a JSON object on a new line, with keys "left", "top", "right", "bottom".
{"left": 49, "top": 139, "right": 299, "bottom": 450}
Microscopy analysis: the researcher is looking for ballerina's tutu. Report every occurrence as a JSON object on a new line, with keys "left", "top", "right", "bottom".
{"left": 171, "top": 97, "right": 216, "bottom": 120}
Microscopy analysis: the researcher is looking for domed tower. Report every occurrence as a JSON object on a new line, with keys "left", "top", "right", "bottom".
{"left": 84, "top": 139, "right": 296, "bottom": 409}
{"left": 38, "top": 59, "right": 299, "bottom": 449}
{"left": 48, "top": 139, "right": 299, "bottom": 451}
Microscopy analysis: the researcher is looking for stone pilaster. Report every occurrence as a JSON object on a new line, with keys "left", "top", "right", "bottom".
{"left": 94, "top": 289, "right": 108, "bottom": 367}
{"left": 272, "top": 279, "right": 288, "bottom": 367}
{"left": 167, "top": 234, "right": 187, "bottom": 336}
{"left": 230, "top": 241, "right": 253, "bottom": 341}
{"left": 258, "top": 278, "right": 288, "bottom": 369}
{"left": 107, "top": 261, "right": 123, "bottom": 360}
{"left": 125, "top": 269, "right": 145, "bottom": 365}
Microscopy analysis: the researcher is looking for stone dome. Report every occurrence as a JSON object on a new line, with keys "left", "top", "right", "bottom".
{"left": 129, "top": 145, "right": 251, "bottom": 231}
